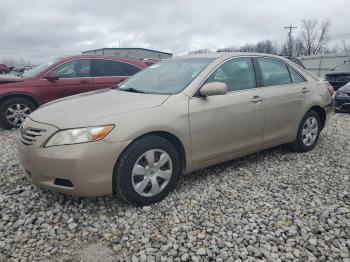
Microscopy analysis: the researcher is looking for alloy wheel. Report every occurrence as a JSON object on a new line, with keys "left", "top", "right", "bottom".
{"left": 5, "top": 103, "right": 32, "bottom": 127}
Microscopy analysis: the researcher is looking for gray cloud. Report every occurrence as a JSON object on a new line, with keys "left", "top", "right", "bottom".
{"left": 0, "top": 0, "right": 349, "bottom": 63}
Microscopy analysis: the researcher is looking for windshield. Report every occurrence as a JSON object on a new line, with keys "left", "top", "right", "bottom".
{"left": 118, "top": 58, "right": 214, "bottom": 94}
{"left": 22, "top": 58, "right": 60, "bottom": 78}
{"left": 334, "top": 63, "right": 350, "bottom": 72}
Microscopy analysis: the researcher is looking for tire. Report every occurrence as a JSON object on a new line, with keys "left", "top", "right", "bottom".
{"left": 289, "top": 110, "right": 321, "bottom": 152}
{"left": 113, "top": 135, "right": 181, "bottom": 206}
{"left": 0, "top": 97, "right": 36, "bottom": 129}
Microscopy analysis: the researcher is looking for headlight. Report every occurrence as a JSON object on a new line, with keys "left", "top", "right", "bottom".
{"left": 45, "top": 125, "right": 114, "bottom": 147}
{"left": 335, "top": 91, "right": 349, "bottom": 98}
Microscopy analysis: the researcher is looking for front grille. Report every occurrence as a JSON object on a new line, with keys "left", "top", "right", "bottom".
{"left": 19, "top": 127, "right": 46, "bottom": 146}
{"left": 341, "top": 104, "right": 350, "bottom": 111}
{"left": 336, "top": 76, "right": 350, "bottom": 82}
{"left": 326, "top": 75, "right": 336, "bottom": 82}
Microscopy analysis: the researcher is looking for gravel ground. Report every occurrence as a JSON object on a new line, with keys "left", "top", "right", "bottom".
{"left": 0, "top": 113, "right": 349, "bottom": 262}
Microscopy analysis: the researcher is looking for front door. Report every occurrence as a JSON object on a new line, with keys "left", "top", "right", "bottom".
{"left": 189, "top": 57, "right": 265, "bottom": 164}
{"left": 41, "top": 59, "right": 94, "bottom": 103}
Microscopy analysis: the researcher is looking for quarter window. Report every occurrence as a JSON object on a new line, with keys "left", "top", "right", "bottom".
{"left": 206, "top": 58, "right": 256, "bottom": 91}
{"left": 288, "top": 66, "right": 306, "bottom": 83}
{"left": 51, "top": 60, "right": 91, "bottom": 78}
{"left": 257, "top": 58, "right": 291, "bottom": 86}
{"left": 94, "top": 60, "right": 140, "bottom": 77}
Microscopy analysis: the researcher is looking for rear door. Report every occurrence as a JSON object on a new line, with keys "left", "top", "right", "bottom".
{"left": 189, "top": 57, "right": 265, "bottom": 164}
{"left": 41, "top": 59, "right": 94, "bottom": 103}
{"left": 92, "top": 59, "right": 141, "bottom": 89}
{"left": 255, "top": 57, "right": 307, "bottom": 143}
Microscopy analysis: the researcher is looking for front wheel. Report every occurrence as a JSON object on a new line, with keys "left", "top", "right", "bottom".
{"left": 289, "top": 110, "right": 321, "bottom": 152}
{"left": 0, "top": 97, "right": 36, "bottom": 129}
{"left": 113, "top": 136, "right": 181, "bottom": 206}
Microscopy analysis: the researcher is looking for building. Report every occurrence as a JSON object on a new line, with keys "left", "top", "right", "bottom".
{"left": 82, "top": 48, "right": 173, "bottom": 60}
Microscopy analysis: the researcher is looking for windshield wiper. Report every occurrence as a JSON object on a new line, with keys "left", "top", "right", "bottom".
{"left": 120, "top": 87, "right": 147, "bottom": 94}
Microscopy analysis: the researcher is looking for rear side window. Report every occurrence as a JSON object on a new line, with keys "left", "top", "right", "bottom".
{"left": 206, "top": 57, "right": 256, "bottom": 91}
{"left": 94, "top": 60, "right": 140, "bottom": 77}
{"left": 288, "top": 66, "right": 306, "bottom": 83}
{"left": 121, "top": 62, "right": 141, "bottom": 75}
{"left": 51, "top": 59, "right": 91, "bottom": 78}
{"left": 257, "top": 58, "right": 291, "bottom": 86}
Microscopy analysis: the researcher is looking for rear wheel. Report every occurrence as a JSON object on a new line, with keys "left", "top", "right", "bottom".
{"left": 0, "top": 97, "right": 36, "bottom": 128}
{"left": 113, "top": 136, "right": 181, "bottom": 206}
{"left": 289, "top": 110, "right": 321, "bottom": 152}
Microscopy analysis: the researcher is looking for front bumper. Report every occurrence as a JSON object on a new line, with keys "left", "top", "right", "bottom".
{"left": 17, "top": 118, "right": 130, "bottom": 197}
{"left": 333, "top": 96, "right": 350, "bottom": 112}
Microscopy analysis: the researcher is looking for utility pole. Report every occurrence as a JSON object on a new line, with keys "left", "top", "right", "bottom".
{"left": 284, "top": 25, "right": 297, "bottom": 56}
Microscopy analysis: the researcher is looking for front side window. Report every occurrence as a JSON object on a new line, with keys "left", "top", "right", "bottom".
{"left": 94, "top": 60, "right": 140, "bottom": 76}
{"left": 288, "top": 66, "right": 306, "bottom": 83}
{"left": 51, "top": 60, "right": 91, "bottom": 78}
{"left": 206, "top": 57, "right": 256, "bottom": 91}
{"left": 118, "top": 58, "right": 213, "bottom": 94}
{"left": 258, "top": 58, "right": 291, "bottom": 86}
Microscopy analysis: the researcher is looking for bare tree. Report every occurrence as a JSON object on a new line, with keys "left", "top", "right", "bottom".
{"left": 299, "top": 19, "right": 331, "bottom": 55}
{"left": 188, "top": 49, "right": 212, "bottom": 55}
{"left": 217, "top": 40, "right": 277, "bottom": 54}
{"left": 342, "top": 40, "right": 350, "bottom": 53}
{"left": 281, "top": 37, "right": 304, "bottom": 57}
{"left": 323, "top": 44, "right": 342, "bottom": 54}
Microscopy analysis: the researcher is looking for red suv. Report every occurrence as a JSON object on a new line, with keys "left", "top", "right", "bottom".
{"left": 0, "top": 64, "right": 10, "bottom": 74}
{"left": 0, "top": 55, "right": 149, "bottom": 128}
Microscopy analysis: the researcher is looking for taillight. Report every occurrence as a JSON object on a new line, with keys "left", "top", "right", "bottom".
{"left": 328, "top": 84, "right": 334, "bottom": 96}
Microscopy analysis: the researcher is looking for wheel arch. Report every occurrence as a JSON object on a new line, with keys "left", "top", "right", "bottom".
{"left": 0, "top": 93, "right": 40, "bottom": 108}
{"left": 308, "top": 105, "right": 326, "bottom": 130}
{"left": 117, "top": 131, "right": 188, "bottom": 173}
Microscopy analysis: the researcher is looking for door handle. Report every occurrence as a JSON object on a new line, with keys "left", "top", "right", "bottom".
{"left": 250, "top": 96, "right": 263, "bottom": 103}
{"left": 301, "top": 87, "right": 310, "bottom": 93}
{"left": 80, "top": 80, "right": 90, "bottom": 84}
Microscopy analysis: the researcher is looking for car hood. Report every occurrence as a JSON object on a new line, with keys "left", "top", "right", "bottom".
{"left": 0, "top": 75, "right": 24, "bottom": 84}
{"left": 325, "top": 71, "right": 350, "bottom": 76}
{"left": 338, "top": 82, "right": 350, "bottom": 93}
{"left": 29, "top": 89, "right": 170, "bottom": 129}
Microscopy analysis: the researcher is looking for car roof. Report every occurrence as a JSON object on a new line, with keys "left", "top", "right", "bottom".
{"left": 57, "top": 55, "right": 146, "bottom": 63}
{"left": 54, "top": 55, "right": 148, "bottom": 68}
{"left": 174, "top": 52, "right": 291, "bottom": 61}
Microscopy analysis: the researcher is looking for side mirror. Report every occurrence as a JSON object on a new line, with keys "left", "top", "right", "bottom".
{"left": 45, "top": 75, "right": 59, "bottom": 82}
{"left": 200, "top": 82, "right": 228, "bottom": 97}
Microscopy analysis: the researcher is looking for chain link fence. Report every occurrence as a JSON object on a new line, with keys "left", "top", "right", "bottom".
{"left": 298, "top": 53, "right": 350, "bottom": 78}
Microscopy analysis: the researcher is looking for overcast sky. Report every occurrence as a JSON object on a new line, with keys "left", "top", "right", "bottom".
{"left": 0, "top": 0, "right": 349, "bottom": 63}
